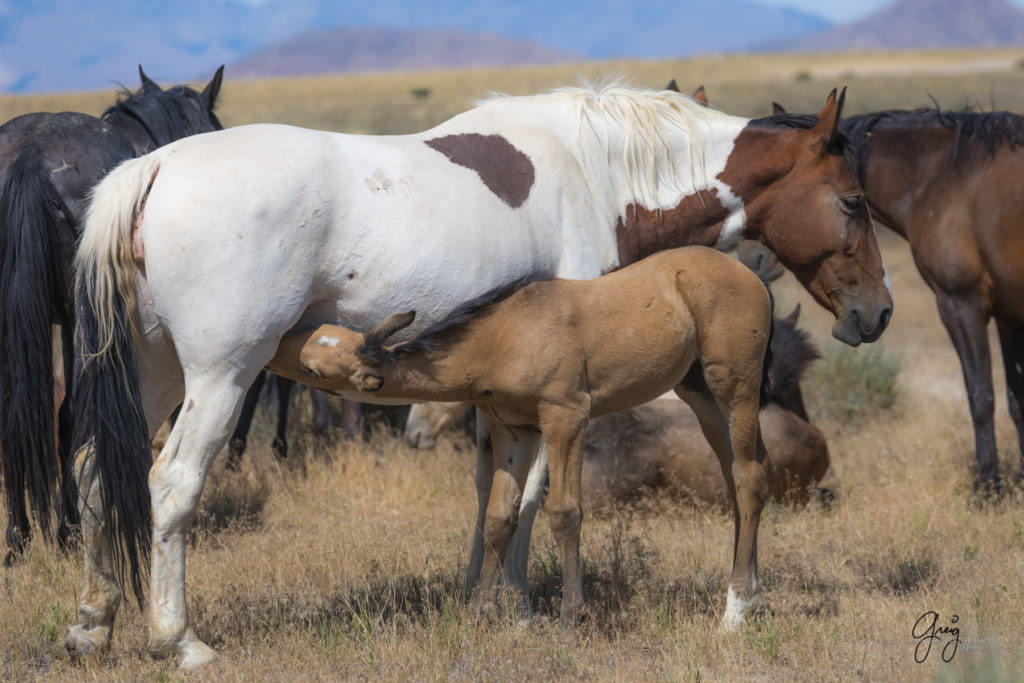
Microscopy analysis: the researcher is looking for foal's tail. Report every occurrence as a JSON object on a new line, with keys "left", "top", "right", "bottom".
{"left": 0, "top": 151, "right": 75, "bottom": 543}
{"left": 73, "top": 153, "right": 161, "bottom": 604}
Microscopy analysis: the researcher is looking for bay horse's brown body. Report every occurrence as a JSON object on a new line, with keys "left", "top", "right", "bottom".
{"left": 842, "top": 109, "right": 1024, "bottom": 492}
{"left": 269, "top": 246, "right": 772, "bottom": 628}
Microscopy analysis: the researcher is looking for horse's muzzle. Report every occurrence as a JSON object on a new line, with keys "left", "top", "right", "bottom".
{"left": 832, "top": 302, "right": 892, "bottom": 346}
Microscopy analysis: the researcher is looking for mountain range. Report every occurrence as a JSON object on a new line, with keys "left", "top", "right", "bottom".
{"left": 0, "top": 0, "right": 1021, "bottom": 93}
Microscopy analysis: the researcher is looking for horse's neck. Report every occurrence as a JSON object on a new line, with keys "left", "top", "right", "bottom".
{"left": 103, "top": 110, "right": 155, "bottom": 155}
{"left": 859, "top": 125, "right": 955, "bottom": 239}
{"left": 601, "top": 116, "right": 750, "bottom": 265}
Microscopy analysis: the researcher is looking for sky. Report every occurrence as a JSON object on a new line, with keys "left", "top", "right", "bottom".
{"left": 757, "top": 0, "right": 1024, "bottom": 22}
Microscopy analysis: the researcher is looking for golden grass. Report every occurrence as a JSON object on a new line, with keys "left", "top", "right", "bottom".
{"left": 3, "top": 50, "right": 1024, "bottom": 680}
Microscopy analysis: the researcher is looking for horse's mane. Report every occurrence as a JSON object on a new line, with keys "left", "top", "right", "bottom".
{"left": 356, "top": 270, "right": 548, "bottom": 366}
{"left": 101, "top": 84, "right": 221, "bottom": 148}
{"left": 842, "top": 107, "right": 1024, "bottom": 177}
{"left": 749, "top": 112, "right": 857, "bottom": 167}
{"left": 479, "top": 79, "right": 734, "bottom": 208}
{"left": 764, "top": 312, "right": 820, "bottom": 404}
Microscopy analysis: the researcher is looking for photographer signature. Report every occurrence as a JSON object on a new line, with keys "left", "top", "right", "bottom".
{"left": 912, "top": 611, "right": 960, "bottom": 663}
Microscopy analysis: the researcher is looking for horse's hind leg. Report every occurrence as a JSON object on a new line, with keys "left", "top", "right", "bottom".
{"left": 936, "top": 294, "right": 999, "bottom": 492}
{"left": 148, "top": 368, "right": 258, "bottom": 668}
{"left": 3, "top": 483, "right": 31, "bottom": 566}
{"left": 676, "top": 360, "right": 768, "bottom": 631}
{"left": 63, "top": 443, "right": 121, "bottom": 656}
{"left": 996, "top": 320, "right": 1024, "bottom": 482}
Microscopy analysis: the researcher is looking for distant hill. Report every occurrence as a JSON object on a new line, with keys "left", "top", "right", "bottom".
{"left": 0, "top": 0, "right": 829, "bottom": 93}
{"left": 778, "top": 0, "right": 1024, "bottom": 51}
{"left": 231, "top": 27, "right": 577, "bottom": 78}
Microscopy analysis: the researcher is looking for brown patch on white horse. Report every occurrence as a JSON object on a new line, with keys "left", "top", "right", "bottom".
{"left": 424, "top": 133, "right": 535, "bottom": 208}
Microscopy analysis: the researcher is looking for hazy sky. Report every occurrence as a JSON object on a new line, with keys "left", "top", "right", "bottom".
{"left": 757, "top": 0, "right": 1024, "bottom": 22}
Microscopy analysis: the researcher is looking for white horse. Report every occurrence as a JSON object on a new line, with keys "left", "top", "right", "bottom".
{"left": 67, "top": 82, "right": 891, "bottom": 667}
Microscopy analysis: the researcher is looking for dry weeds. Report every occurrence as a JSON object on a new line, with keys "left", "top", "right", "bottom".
{"left": 2, "top": 51, "right": 1024, "bottom": 681}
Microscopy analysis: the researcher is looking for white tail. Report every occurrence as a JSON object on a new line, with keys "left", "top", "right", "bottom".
{"left": 75, "top": 153, "right": 162, "bottom": 363}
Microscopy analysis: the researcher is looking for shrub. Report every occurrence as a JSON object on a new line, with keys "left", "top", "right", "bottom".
{"left": 809, "top": 343, "right": 901, "bottom": 421}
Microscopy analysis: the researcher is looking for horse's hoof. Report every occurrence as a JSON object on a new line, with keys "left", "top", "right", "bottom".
{"left": 272, "top": 437, "right": 287, "bottom": 460}
{"left": 178, "top": 639, "right": 218, "bottom": 670}
{"left": 3, "top": 549, "right": 21, "bottom": 567}
{"left": 722, "top": 587, "right": 753, "bottom": 632}
{"left": 64, "top": 623, "right": 111, "bottom": 658}
{"left": 968, "top": 479, "right": 1004, "bottom": 509}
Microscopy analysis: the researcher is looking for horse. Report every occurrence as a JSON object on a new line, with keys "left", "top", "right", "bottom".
{"left": 0, "top": 65, "right": 224, "bottom": 565}
{"left": 68, "top": 83, "right": 890, "bottom": 666}
{"left": 835, "top": 106, "right": 1024, "bottom": 494}
{"left": 269, "top": 245, "right": 774, "bottom": 630}
{"left": 403, "top": 305, "right": 829, "bottom": 508}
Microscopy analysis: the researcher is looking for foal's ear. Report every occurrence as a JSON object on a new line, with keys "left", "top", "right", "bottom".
{"left": 665, "top": 78, "right": 679, "bottom": 92}
{"left": 812, "top": 87, "right": 846, "bottom": 147}
{"left": 784, "top": 303, "right": 802, "bottom": 326}
{"left": 365, "top": 310, "right": 417, "bottom": 347}
{"left": 771, "top": 101, "right": 787, "bottom": 115}
{"left": 201, "top": 66, "right": 225, "bottom": 110}
{"left": 691, "top": 85, "right": 708, "bottom": 107}
{"left": 138, "top": 65, "right": 160, "bottom": 91}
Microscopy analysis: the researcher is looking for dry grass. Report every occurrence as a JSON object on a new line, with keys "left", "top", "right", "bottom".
{"left": 3, "top": 50, "right": 1024, "bottom": 680}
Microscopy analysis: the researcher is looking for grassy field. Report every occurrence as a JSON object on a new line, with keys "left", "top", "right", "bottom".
{"left": 2, "top": 49, "right": 1024, "bottom": 680}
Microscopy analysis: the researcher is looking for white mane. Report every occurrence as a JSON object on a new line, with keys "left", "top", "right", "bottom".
{"left": 479, "top": 78, "right": 738, "bottom": 207}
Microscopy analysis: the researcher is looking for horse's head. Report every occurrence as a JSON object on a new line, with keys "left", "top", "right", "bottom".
{"left": 104, "top": 65, "right": 225, "bottom": 151}
{"left": 727, "top": 89, "right": 892, "bottom": 345}
{"left": 348, "top": 311, "right": 418, "bottom": 392}
{"left": 736, "top": 240, "right": 784, "bottom": 283}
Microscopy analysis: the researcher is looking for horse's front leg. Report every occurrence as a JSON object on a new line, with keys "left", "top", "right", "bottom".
{"left": 502, "top": 440, "right": 547, "bottom": 618}
{"left": 538, "top": 405, "right": 588, "bottom": 628}
{"left": 995, "top": 321, "right": 1024, "bottom": 482}
{"left": 469, "top": 424, "right": 538, "bottom": 611}
{"left": 148, "top": 369, "right": 256, "bottom": 668}
{"left": 936, "top": 294, "right": 999, "bottom": 493}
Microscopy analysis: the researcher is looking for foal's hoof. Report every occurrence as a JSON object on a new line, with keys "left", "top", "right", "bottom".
{"left": 3, "top": 549, "right": 21, "bottom": 567}
{"left": 272, "top": 437, "right": 288, "bottom": 460}
{"left": 722, "top": 587, "right": 754, "bottom": 633}
{"left": 811, "top": 487, "right": 837, "bottom": 510}
{"left": 64, "top": 623, "right": 111, "bottom": 658}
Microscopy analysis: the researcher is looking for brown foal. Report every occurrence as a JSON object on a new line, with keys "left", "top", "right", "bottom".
{"left": 268, "top": 245, "right": 772, "bottom": 629}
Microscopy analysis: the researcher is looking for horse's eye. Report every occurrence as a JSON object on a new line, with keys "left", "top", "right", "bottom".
{"left": 840, "top": 195, "right": 863, "bottom": 214}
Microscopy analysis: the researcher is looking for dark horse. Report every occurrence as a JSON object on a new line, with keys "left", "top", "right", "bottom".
{"left": 0, "top": 65, "right": 224, "bottom": 565}
{"left": 839, "top": 107, "right": 1024, "bottom": 493}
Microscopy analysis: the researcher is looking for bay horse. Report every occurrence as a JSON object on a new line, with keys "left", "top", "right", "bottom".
{"left": 0, "top": 66, "right": 224, "bottom": 565}
{"left": 69, "top": 83, "right": 889, "bottom": 667}
{"left": 838, "top": 106, "right": 1024, "bottom": 493}
{"left": 268, "top": 245, "right": 773, "bottom": 631}
{"left": 403, "top": 306, "right": 829, "bottom": 507}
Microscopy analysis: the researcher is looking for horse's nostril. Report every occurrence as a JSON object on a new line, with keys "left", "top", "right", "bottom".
{"left": 879, "top": 307, "right": 892, "bottom": 330}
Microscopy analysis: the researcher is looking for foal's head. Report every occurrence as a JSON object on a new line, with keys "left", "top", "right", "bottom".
{"left": 730, "top": 89, "right": 892, "bottom": 346}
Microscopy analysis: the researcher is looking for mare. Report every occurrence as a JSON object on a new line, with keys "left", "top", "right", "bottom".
{"left": 404, "top": 306, "right": 829, "bottom": 507}
{"left": 69, "top": 83, "right": 889, "bottom": 667}
{"left": 0, "top": 66, "right": 224, "bottom": 565}
{"left": 838, "top": 107, "right": 1024, "bottom": 493}
{"left": 269, "top": 246, "right": 774, "bottom": 630}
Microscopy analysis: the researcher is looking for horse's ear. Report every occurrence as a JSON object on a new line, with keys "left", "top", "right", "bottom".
{"left": 665, "top": 79, "right": 679, "bottom": 92}
{"left": 771, "top": 101, "right": 787, "bottom": 115}
{"left": 201, "top": 66, "right": 225, "bottom": 109}
{"left": 365, "top": 310, "right": 416, "bottom": 348}
{"left": 784, "top": 303, "right": 802, "bottom": 326}
{"left": 138, "top": 65, "right": 160, "bottom": 91}
{"left": 811, "top": 87, "right": 846, "bottom": 148}
{"left": 691, "top": 85, "right": 708, "bottom": 107}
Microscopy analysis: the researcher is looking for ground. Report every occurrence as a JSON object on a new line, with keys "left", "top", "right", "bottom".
{"left": 3, "top": 49, "right": 1024, "bottom": 680}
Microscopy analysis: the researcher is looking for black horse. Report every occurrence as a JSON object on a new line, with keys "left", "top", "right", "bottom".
{"left": 0, "top": 65, "right": 224, "bottom": 565}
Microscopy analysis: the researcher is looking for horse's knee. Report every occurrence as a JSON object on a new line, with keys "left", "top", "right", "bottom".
{"left": 547, "top": 501, "right": 582, "bottom": 541}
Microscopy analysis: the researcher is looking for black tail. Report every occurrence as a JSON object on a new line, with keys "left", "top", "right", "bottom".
{"left": 759, "top": 288, "right": 775, "bottom": 408}
{"left": 72, "top": 153, "right": 158, "bottom": 604}
{"left": 0, "top": 152, "right": 75, "bottom": 543}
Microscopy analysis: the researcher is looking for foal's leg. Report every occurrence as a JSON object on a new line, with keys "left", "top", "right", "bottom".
{"left": 470, "top": 425, "right": 539, "bottom": 611}
{"left": 936, "top": 294, "right": 999, "bottom": 491}
{"left": 148, "top": 368, "right": 258, "bottom": 668}
{"left": 538, "top": 406, "right": 588, "bottom": 627}
{"left": 996, "top": 320, "right": 1024, "bottom": 481}
{"left": 677, "top": 364, "right": 768, "bottom": 631}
